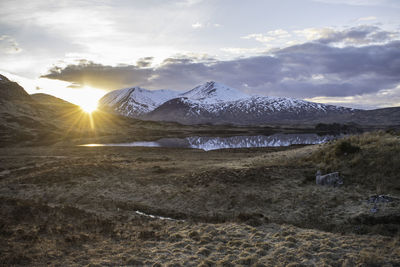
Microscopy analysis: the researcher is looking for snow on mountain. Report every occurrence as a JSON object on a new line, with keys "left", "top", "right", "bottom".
{"left": 100, "top": 81, "right": 357, "bottom": 125}
{"left": 180, "top": 81, "right": 249, "bottom": 104}
{"left": 145, "top": 94, "right": 355, "bottom": 125}
{"left": 172, "top": 95, "right": 347, "bottom": 115}
{"left": 99, "top": 81, "right": 247, "bottom": 117}
{"left": 99, "top": 87, "right": 179, "bottom": 117}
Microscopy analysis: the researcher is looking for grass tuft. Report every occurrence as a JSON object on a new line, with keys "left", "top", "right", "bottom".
{"left": 303, "top": 131, "right": 400, "bottom": 193}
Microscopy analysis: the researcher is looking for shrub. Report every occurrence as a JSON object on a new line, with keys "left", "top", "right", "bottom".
{"left": 334, "top": 140, "right": 360, "bottom": 156}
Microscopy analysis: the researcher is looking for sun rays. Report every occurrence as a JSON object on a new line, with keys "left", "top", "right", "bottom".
{"left": 80, "top": 102, "right": 98, "bottom": 113}
{"left": 54, "top": 102, "right": 120, "bottom": 142}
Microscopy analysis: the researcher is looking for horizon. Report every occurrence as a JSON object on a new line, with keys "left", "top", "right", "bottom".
{"left": 1, "top": 0, "right": 400, "bottom": 110}
{"left": 2, "top": 76, "right": 397, "bottom": 111}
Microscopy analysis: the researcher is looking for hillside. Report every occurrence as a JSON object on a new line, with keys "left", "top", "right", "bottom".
{"left": 0, "top": 75, "right": 187, "bottom": 146}
{"left": 340, "top": 107, "right": 400, "bottom": 126}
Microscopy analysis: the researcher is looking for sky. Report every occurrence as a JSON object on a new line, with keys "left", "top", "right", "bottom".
{"left": 1, "top": 0, "right": 400, "bottom": 109}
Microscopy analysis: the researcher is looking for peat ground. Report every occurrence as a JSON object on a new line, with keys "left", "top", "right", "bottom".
{"left": 0, "top": 131, "right": 399, "bottom": 266}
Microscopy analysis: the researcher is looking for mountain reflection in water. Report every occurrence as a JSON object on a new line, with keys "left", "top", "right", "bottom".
{"left": 81, "top": 133, "right": 337, "bottom": 151}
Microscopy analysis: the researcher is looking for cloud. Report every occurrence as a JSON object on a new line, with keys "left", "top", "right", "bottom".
{"left": 177, "top": 0, "right": 204, "bottom": 6}
{"left": 42, "top": 60, "right": 153, "bottom": 90}
{"left": 220, "top": 47, "right": 268, "bottom": 55}
{"left": 192, "top": 22, "right": 203, "bottom": 29}
{"left": 41, "top": 26, "right": 400, "bottom": 108}
{"left": 306, "top": 85, "right": 400, "bottom": 109}
{"left": 242, "top": 34, "right": 275, "bottom": 43}
{"left": 275, "top": 41, "right": 400, "bottom": 95}
{"left": 191, "top": 22, "right": 221, "bottom": 29}
{"left": 0, "top": 0, "right": 215, "bottom": 76}
{"left": 315, "top": 25, "right": 399, "bottom": 45}
{"left": 357, "top": 16, "right": 377, "bottom": 22}
{"left": 136, "top": 57, "right": 154, "bottom": 68}
{"left": 289, "top": 25, "right": 400, "bottom": 56}
{"left": 0, "top": 35, "right": 21, "bottom": 54}
{"left": 294, "top": 28, "right": 335, "bottom": 41}
{"left": 310, "top": 0, "right": 400, "bottom": 7}
{"left": 242, "top": 29, "right": 291, "bottom": 45}
{"left": 243, "top": 25, "right": 399, "bottom": 49}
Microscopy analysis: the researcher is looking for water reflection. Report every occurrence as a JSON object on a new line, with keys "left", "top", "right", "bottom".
{"left": 81, "top": 133, "right": 336, "bottom": 151}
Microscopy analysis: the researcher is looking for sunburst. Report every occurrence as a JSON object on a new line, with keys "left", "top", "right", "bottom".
{"left": 80, "top": 102, "right": 98, "bottom": 113}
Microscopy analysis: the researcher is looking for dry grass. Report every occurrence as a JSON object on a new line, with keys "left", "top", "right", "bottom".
{"left": 1, "top": 197, "right": 399, "bottom": 266}
{"left": 302, "top": 131, "right": 400, "bottom": 193}
{"left": 0, "top": 131, "right": 399, "bottom": 265}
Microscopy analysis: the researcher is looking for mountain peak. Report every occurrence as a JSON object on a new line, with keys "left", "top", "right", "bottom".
{"left": 0, "top": 74, "right": 10, "bottom": 83}
{"left": 181, "top": 81, "right": 249, "bottom": 104}
{"left": 204, "top": 81, "right": 216, "bottom": 86}
{"left": 0, "top": 74, "right": 31, "bottom": 101}
{"left": 99, "top": 86, "right": 179, "bottom": 117}
{"left": 196, "top": 81, "right": 228, "bottom": 90}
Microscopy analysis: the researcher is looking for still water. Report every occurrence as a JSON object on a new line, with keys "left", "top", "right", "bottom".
{"left": 81, "top": 133, "right": 337, "bottom": 151}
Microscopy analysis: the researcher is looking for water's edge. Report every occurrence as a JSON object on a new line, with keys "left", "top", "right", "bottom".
{"left": 80, "top": 133, "right": 339, "bottom": 151}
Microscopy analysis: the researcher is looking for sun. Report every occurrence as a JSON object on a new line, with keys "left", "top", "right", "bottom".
{"left": 80, "top": 102, "right": 98, "bottom": 113}
{"left": 74, "top": 86, "right": 104, "bottom": 113}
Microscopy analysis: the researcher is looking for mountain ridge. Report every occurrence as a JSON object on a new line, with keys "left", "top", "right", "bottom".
{"left": 99, "top": 86, "right": 180, "bottom": 117}
{"left": 100, "top": 81, "right": 360, "bottom": 125}
{"left": 179, "top": 81, "right": 249, "bottom": 104}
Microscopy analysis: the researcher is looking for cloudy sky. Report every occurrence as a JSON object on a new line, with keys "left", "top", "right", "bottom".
{"left": 1, "top": 0, "right": 400, "bottom": 109}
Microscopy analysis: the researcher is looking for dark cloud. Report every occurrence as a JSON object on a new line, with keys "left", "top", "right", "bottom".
{"left": 316, "top": 25, "right": 397, "bottom": 45}
{"left": 42, "top": 61, "right": 153, "bottom": 90}
{"left": 136, "top": 57, "right": 154, "bottom": 68}
{"left": 42, "top": 27, "right": 400, "bottom": 99}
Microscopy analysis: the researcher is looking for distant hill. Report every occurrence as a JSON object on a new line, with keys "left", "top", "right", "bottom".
{"left": 342, "top": 107, "right": 400, "bottom": 126}
{"left": 0, "top": 74, "right": 130, "bottom": 145}
{"left": 31, "top": 93, "right": 77, "bottom": 108}
{"left": 0, "top": 74, "right": 32, "bottom": 101}
{"left": 0, "top": 74, "right": 58, "bottom": 144}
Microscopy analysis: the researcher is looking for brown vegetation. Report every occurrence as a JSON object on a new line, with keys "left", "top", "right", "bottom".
{"left": 303, "top": 131, "right": 400, "bottom": 193}
{"left": 0, "top": 131, "right": 399, "bottom": 265}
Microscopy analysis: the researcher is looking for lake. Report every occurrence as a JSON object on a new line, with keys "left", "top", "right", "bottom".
{"left": 81, "top": 133, "right": 337, "bottom": 151}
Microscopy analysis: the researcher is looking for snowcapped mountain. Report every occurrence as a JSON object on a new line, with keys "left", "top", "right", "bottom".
{"left": 99, "top": 87, "right": 179, "bottom": 117}
{"left": 99, "top": 81, "right": 357, "bottom": 125}
{"left": 145, "top": 95, "right": 355, "bottom": 125}
{"left": 98, "top": 81, "right": 244, "bottom": 117}
{"left": 180, "top": 81, "right": 248, "bottom": 104}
